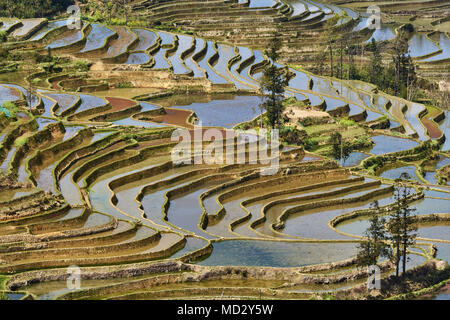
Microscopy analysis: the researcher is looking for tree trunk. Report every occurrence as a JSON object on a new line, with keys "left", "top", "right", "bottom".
{"left": 395, "top": 241, "right": 400, "bottom": 277}
{"left": 329, "top": 42, "right": 333, "bottom": 77}
{"left": 340, "top": 41, "right": 343, "bottom": 79}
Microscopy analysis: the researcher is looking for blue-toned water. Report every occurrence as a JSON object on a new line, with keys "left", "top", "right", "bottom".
{"left": 198, "top": 240, "right": 357, "bottom": 267}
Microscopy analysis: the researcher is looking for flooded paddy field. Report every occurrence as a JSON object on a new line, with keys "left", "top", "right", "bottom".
{"left": 0, "top": 2, "right": 449, "bottom": 300}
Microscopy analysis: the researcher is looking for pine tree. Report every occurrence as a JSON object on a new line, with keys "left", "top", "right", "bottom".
{"left": 369, "top": 40, "right": 383, "bottom": 86}
{"left": 392, "top": 30, "right": 417, "bottom": 99}
{"left": 330, "top": 132, "right": 342, "bottom": 161}
{"left": 388, "top": 173, "right": 418, "bottom": 277}
{"left": 259, "top": 34, "right": 289, "bottom": 129}
{"left": 356, "top": 201, "right": 392, "bottom": 268}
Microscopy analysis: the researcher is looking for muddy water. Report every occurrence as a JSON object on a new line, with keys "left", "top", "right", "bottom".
{"left": 21, "top": 273, "right": 158, "bottom": 300}
{"left": 249, "top": 0, "right": 277, "bottom": 8}
{"left": 36, "top": 117, "right": 57, "bottom": 130}
{"left": 405, "top": 103, "right": 428, "bottom": 141}
{"left": 152, "top": 38, "right": 172, "bottom": 70}
{"left": 304, "top": 93, "right": 322, "bottom": 107}
{"left": 348, "top": 104, "right": 365, "bottom": 117}
{"left": 0, "top": 188, "right": 37, "bottom": 203}
{"left": 372, "top": 95, "right": 400, "bottom": 127}
{"left": 369, "top": 135, "right": 419, "bottom": 155}
{"left": 114, "top": 166, "right": 201, "bottom": 222}
{"left": 343, "top": 152, "right": 369, "bottom": 167}
{"left": 421, "top": 33, "right": 450, "bottom": 62}
{"left": 0, "top": 147, "right": 16, "bottom": 172}
{"left": 285, "top": 0, "right": 307, "bottom": 17}
{"left": 388, "top": 98, "right": 416, "bottom": 136}
{"left": 239, "top": 50, "right": 265, "bottom": 86}
{"left": 44, "top": 93, "right": 78, "bottom": 115}
{"left": 168, "top": 34, "right": 192, "bottom": 75}
{"left": 433, "top": 243, "right": 450, "bottom": 265}
{"left": 323, "top": 96, "right": 347, "bottom": 111}
{"left": 424, "top": 156, "right": 450, "bottom": 185}
{"left": 80, "top": 23, "right": 115, "bottom": 53}
{"left": 276, "top": 189, "right": 394, "bottom": 240}
{"left": 170, "top": 236, "right": 209, "bottom": 259}
{"left": 260, "top": 183, "right": 384, "bottom": 239}
{"left": 234, "top": 178, "right": 363, "bottom": 238}
{"left": 63, "top": 126, "right": 85, "bottom": 141}
{"left": 209, "top": 177, "right": 368, "bottom": 238}
{"left": 184, "top": 38, "right": 206, "bottom": 78}
{"left": 125, "top": 52, "right": 151, "bottom": 65}
{"left": 378, "top": 164, "right": 419, "bottom": 182}
{"left": 211, "top": 44, "right": 236, "bottom": 85}
{"left": 40, "top": 97, "right": 56, "bottom": 118}
{"left": 37, "top": 162, "right": 60, "bottom": 193}
{"left": 29, "top": 20, "right": 68, "bottom": 41}
{"left": 310, "top": 76, "right": 339, "bottom": 97}
{"left": 432, "top": 284, "right": 450, "bottom": 300}
{"left": 366, "top": 27, "right": 395, "bottom": 43}
{"left": 140, "top": 170, "right": 218, "bottom": 229}
{"left": 198, "top": 240, "right": 357, "bottom": 267}
{"left": 417, "top": 224, "right": 450, "bottom": 241}
{"left": 46, "top": 28, "right": 83, "bottom": 49}
{"left": 89, "top": 155, "right": 171, "bottom": 220}
{"left": 6, "top": 84, "right": 39, "bottom": 108}
{"left": 337, "top": 197, "right": 450, "bottom": 238}
{"left": 230, "top": 47, "right": 256, "bottom": 90}
{"left": 156, "top": 94, "right": 259, "bottom": 128}
{"left": 132, "top": 29, "right": 156, "bottom": 52}
{"left": 112, "top": 116, "right": 165, "bottom": 128}
{"left": 440, "top": 111, "right": 450, "bottom": 151}
{"left": 75, "top": 94, "right": 108, "bottom": 113}
{"left": 105, "top": 26, "right": 136, "bottom": 58}
{"left": 0, "top": 19, "right": 19, "bottom": 31}
{"left": 424, "top": 189, "right": 450, "bottom": 199}
{"left": 166, "top": 179, "right": 231, "bottom": 237}
{"left": 409, "top": 33, "right": 440, "bottom": 58}
{"left": 197, "top": 41, "right": 228, "bottom": 84}
{"left": 0, "top": 85, "right": 20, "bottom": 105}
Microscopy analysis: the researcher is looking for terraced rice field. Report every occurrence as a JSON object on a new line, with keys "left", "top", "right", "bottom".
{"left": 0, "top": 0, "right": 449, "bottom": 301}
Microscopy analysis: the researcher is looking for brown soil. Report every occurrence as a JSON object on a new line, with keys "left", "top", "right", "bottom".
{"left": 134, "top": 138, "right": 173, "bottom": 150}
{"left": 106, "top": 97, "right": 137, "bottom": 112}
{"left": 150, "top": 108, "right": 194, "bottom": 128}
{"left": 421, "top": 117, "right": 442, "bottom": 139}
{"left": 51, "top": 81, "right": 60, "bottom": 91}
{"left": 105, "top": 26, "right": 135, "bottom": 58}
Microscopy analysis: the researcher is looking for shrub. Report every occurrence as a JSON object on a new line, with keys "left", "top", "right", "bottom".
{"left": 280, "top": 126, "right": 306, "bottom": 145}
{"left": 0, "top": 31, "right": 7, "bottom": 43}
{"left": 73, "top": 60, "right": 90, "bottom": 72}
{"left": 115, "top": 82, "right": 134, "bottom": 89}
{"left": 1, "top": 101, "right": 18, "bottom": 117}
{"left": 339, "top": 118, "right": 356, "bottom": 127}
{"left": 304, "top": 138, "right": 319, "bottom": 150}
{"left": 15, "top": 136, "right": 27, "bottom": 147}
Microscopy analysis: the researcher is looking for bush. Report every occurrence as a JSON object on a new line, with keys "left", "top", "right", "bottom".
{"left": 1, "top": 101, "right": 18, "bottom": 117}
{"left": 115, "top": 82, "right": 134, "bottom": 89}
{"left": 304, "top": 138, "right": 319, "bottom": 150}
{"left": 15, "top": 136, "right": 28, "bottom": 147}
{"left": 0, "top": 31, "right": 7, "bottom": 43}
{"left": 73, "top": 60, "right": 90, "bottom": 72}
{"left": 280, "top": 126, "right": 306, "bottom": 145}
{"left": 339, "top": 118, "right": 356, "bottom": 127}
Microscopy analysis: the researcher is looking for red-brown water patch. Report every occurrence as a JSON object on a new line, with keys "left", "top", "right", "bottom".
{"left": 106, "top": 97, "right": 137, "bottom": 112}
{"left": 150, "top": 108, "right": 194, "bottom": 128}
